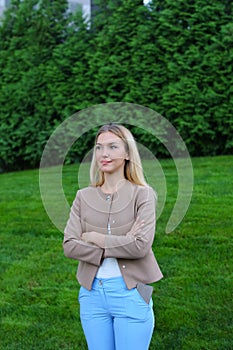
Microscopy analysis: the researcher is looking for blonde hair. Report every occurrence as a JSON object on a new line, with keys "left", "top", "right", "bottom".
{"left": 90, "top": 123, "right": 148, "bottom": 187}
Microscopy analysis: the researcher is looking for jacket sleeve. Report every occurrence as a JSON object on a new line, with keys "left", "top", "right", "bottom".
{"left": 104, "top": 186, "right": 156, "bottom": 260}
{"left": 63, "top": 190, "right": 104, "bottom": 266}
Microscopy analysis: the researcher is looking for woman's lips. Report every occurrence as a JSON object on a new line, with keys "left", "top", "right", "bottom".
{"left": 101, "top": 160, "right": 112, "bottom": 166}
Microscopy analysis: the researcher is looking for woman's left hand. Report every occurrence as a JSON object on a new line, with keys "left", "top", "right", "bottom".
{"left": 127, "top": 217, "right": 145, "bottom": 237}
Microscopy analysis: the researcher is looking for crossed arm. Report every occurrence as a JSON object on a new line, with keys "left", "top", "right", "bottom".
{"left": 63, "top": 187, "right": 156, "bottom": 263}
{"left": 81, "top": 216, "right": 145, "bottom": 248}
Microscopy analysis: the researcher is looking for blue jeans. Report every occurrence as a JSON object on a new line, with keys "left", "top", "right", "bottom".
{"left": 78, "top": 277, "right": 155, "bottom": 350}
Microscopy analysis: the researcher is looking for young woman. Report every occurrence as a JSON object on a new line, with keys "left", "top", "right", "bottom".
{"left": 63, "top": 123, "right": 163, "bottom": 350}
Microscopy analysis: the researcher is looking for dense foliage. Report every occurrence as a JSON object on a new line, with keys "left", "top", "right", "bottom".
{"left": 0, "top": 0, "right": 232, "bottom": 171}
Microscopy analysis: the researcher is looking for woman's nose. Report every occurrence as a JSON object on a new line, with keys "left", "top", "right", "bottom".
{"left": 102, "top": 147, "right": 109, "bottom": 157}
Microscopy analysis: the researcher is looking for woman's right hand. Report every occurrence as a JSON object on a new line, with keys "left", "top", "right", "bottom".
{"left": 81, "top": 231, "right": 106, "bottom": 248}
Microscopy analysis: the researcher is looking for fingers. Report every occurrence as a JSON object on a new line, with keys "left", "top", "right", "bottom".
{"left": 134, "top": 217, "right": 145, "bottom": 228}
{"left": 81, "top": 232, "right": 88, "bottom": 242}
{"left": 129, "top": 217, "right": 145, "bottom": 236}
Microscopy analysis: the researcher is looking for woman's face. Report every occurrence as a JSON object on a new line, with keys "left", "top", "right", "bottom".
{"left": 95, "top": 131, "right": 128, "bottom": 175}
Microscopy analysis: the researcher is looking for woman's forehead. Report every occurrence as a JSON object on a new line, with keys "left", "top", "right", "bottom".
{"left": 96, "top": 131, "right": 123, "bottom": 144}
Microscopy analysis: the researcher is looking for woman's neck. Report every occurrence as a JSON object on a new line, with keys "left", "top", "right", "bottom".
{"left": 101, "top": 176, "right": 126, "bottom": 194}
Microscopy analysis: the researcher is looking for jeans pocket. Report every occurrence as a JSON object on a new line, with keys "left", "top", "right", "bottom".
{"left": 78, "top": 287, "right": 94, "bottom": 320}
{"left": 78, "top": 286, "right": 86, "bottom": 302}
{"left": 125, "top": 288, "right": 151, "bottom": 321}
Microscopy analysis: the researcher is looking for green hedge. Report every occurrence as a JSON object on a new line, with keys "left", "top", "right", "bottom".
{"left": 0, "top": 0, "right": 232, "bottom": 171}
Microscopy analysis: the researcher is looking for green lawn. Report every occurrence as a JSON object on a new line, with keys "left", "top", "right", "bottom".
{"left": 0, "top": 156, "right": 232, "bottom": 349}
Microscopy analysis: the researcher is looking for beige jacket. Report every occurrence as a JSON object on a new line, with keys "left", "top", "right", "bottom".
{"left": 63, "top": 180, "right": 163, "bottom": 290}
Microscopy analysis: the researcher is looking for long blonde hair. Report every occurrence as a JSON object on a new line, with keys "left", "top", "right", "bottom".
{"left": 90, "top": 123, "right": 148, "bottom": 187}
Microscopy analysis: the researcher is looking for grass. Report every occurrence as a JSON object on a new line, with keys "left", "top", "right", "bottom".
{"left": 0, "top": 155, "right": 233, "bottom": 349}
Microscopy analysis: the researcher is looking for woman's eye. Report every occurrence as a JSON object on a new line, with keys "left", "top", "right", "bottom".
{"left": 95, "top": 145, "right": 101, "bottom": 150}
{"left": 110, "top": 145, "right": 117, "bottom": 149}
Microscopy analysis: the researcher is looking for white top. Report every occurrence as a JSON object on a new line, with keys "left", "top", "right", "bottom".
{"left": 96, "top": 258, "right": 122, "bottom": 278}
{"left": 96, "top": 190, "right": 122, "bottom": 278}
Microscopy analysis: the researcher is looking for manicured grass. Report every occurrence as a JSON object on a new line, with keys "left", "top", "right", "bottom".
{"left": 0, "top": 156, "right": 232, "bottom": 349}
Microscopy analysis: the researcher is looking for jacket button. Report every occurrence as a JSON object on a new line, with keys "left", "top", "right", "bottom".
{"left": 122, "top": 265, "right": 126, "bottom": 269}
